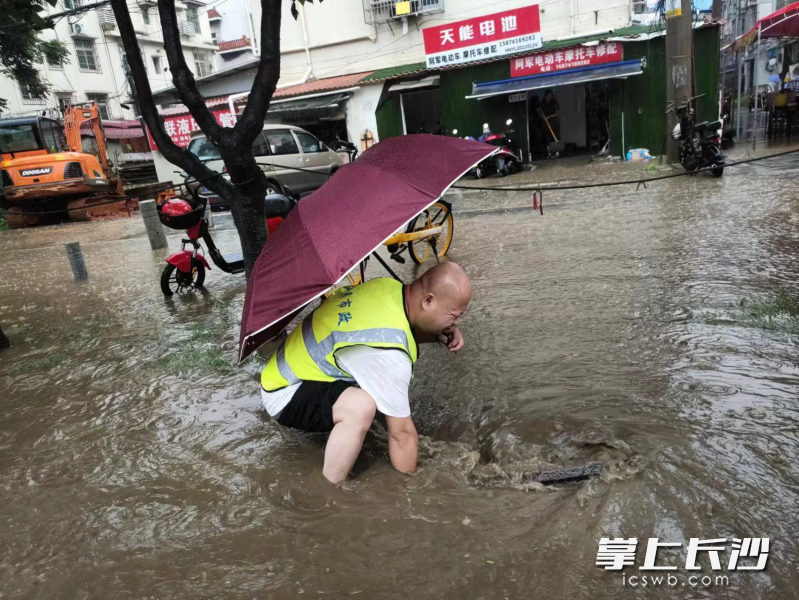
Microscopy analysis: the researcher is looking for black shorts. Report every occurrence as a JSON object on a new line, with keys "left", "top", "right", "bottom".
{"left": 276, "top": 380, "right": 355, "bottom": 433}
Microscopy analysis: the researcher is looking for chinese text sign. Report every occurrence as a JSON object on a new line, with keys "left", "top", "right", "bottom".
{"left": 511, "top": 42, "right": 623, "bottom": 77}
{"left": 145, "top": 108, "right": 236, "bottom": 150}
{"left": 423, "top": 4, "right": 542, "bottom": 69}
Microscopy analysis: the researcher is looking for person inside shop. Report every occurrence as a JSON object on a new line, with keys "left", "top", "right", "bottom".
{"left": 540, "top": 88, "right": 560, "bottom": 143}
{"left": 528, "top": 94, "right": 546, "bottom": 158}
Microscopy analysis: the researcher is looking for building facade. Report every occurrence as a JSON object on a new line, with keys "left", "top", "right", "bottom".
{"left": 148, "top": 0, "right": 646, "bottom": 181}
{"left": 136, "top": 0, "right": 719, "bottom": 180}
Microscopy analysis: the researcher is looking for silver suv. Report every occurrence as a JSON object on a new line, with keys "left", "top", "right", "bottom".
{"left": 187, "top": 124, "right": 344, "bottom": 207}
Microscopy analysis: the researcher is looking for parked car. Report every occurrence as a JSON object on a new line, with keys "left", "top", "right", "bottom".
{"left": 187, "top": 124, "right": 344, "bottom": 210}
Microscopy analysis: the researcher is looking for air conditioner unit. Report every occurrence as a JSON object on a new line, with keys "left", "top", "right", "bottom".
{"left": 178, "top": 20, "right": 198, "bottom": 35}
{"left": 71, "top": 23, "right": 84, "bottom": 34}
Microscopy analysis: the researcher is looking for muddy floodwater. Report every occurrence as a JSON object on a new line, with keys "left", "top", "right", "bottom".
{"left": 2, "top": 152, "right": 799, "bottom": 599}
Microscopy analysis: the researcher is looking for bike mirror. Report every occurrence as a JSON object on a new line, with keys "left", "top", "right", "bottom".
{"left": 506, "top": 119, "right": 513, "bottom": 126}
{"left": 452, "top": 128, "right": 458, "bottom": 135}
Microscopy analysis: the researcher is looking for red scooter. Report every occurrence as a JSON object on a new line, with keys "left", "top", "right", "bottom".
{"left": 157, "top": 173, "right": 296, "bottom": 296}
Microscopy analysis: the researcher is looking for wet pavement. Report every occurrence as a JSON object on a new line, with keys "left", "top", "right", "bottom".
{"left": 2, "top": 147, "right": 799, "bottom": 599}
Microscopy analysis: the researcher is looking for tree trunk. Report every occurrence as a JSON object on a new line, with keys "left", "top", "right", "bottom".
{"left": 110, "top": 0, "right": 282, "bottom": 278}
{"left": 220, "top": 143, "right": 269, "bottom": 276}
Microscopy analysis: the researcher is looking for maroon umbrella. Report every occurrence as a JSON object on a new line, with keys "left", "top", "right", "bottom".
{"left": 238, "top": 133, "right": 498, "bottom": 363}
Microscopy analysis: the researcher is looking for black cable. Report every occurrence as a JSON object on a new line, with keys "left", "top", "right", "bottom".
{"left": 451, "top": 146, "right": 799, "bottom": 193}
{"left": 2, "top": 196, "right": 139, "bottom": 216}
{"left": 5, "top": 146, "right": 796, "bottom": 218}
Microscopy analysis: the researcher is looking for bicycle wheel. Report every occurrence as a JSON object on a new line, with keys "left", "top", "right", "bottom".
{"left": 408, "top": 202, "right": 454, "bottom": 264}
{"left": 324, "top": 268, "right": 362, "bottom": 299}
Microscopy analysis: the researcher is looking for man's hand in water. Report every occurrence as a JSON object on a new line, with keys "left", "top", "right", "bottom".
{"left": 438, "top": 327, "right": 464, "bottom": 352}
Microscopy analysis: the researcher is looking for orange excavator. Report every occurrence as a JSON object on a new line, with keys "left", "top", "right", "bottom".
{"left": 0, "top": 101, "right": 130, "bottom": 228}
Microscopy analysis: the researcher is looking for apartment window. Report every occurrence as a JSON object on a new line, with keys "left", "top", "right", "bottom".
{"left": 192, "top": 50, "right": 213, "bottom": 77}
{"left": 152, "top": 55, "right": 162, "bottom": 74}
{"left": 75, "top": 38, "right": 101, "bottom": 72}
{"left": 186, "top": 6, "right": 200, "bottom": 32}
{"left": 46, "top": 49, "right": 64, "bottom": 70}
{"left": 57, "top": 95, "right": 73, "bottom": 114}
{"left": 86, "top": 93, "right": 109, "bottom": 119}
{"left": 20, "top": 82, "right": 45, "bottom": 105}
{"left": 211, "top": 31, "right": 218, "bottom": 45}
{"left": 142, "top": 6, "right": 150, "bottom": 24}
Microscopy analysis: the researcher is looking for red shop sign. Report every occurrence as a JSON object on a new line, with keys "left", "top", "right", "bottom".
{"left": 510, "top": 42, "right": 623, "bottom": 77}
{"left": 423, "top": 4, "right": 542, "bottom": 69}
{"left": 146, "top": 108, "right": 236, "bottom": 150}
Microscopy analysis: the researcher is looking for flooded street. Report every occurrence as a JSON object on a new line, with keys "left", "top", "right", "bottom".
{"left": 2, "top": 153, "right": 799, "bottom": 599}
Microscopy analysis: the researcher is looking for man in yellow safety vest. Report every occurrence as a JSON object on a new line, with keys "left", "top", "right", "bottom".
{"left": 261, "top": 262, "right": 472, "bottom": 483}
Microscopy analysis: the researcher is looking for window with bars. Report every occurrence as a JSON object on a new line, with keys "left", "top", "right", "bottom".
{"left": 20, "top": 83, "right": 45, "bottom": 104}
{"left": 186, "top": 6, "right": 200, "bottom": 33}
{"left": 86, "top": 93, "right": 109, "bottom": 119}
{"left": 142, "top": 6, "right": 150, "bottom": 24}
{"left": 192, "top": 50, "right": 213, "bottom": 77}
{"left": 75, "top": 38, "right": 101, "bottom": 72}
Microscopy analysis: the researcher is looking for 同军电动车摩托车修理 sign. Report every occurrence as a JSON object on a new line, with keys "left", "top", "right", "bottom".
{"left": 510, "top": 42, "right": 623, "bottom": 77}
{"left": 423, "top": 5, "right": 542, "bottom": 69}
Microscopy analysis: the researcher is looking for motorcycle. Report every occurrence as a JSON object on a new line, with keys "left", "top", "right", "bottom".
{"left": 330, "top": 138, "right": 358, "bottom": 163}
{"left": 463, "top": 121, "right": 521, "bottom": 178}
{"left": 157, "top": 172, "right": 296, "bottom": 296}
{"left": 667, "top": 94, "right": 725, "bottom": 177}
{"left": 483, "top": 119, "right": 523, "bottom": 176}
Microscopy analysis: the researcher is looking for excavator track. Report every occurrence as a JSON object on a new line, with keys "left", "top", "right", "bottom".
{"left": 3, "top": 207, "right": 40, "bottom": 229}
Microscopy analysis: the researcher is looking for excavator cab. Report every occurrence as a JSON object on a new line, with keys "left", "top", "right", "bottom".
{"left": 0, "top": 102, "right": 125, "bottom": 228}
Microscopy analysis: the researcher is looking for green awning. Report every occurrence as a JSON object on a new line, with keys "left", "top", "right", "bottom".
{"left": 359, "top": 63, "right": 428, "bottom": 83}
{"left": 267, "top": 93, "right": 350, "bottom": 117}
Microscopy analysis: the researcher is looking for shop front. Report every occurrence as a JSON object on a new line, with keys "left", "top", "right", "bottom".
{"left": 464, "top": 42, "right": 637, "bottom": 160}
{"left": 374, "top": 23, "right": 721, "bottom": 162}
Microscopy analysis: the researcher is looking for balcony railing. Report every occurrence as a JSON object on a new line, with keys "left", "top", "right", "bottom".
{"left": 363, "top": 0, "right": 443, "bottom": 25}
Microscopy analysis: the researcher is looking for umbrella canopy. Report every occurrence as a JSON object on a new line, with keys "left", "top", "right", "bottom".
{"left": 238, "top": 133, "right": 498, "bottom": 363}
{"left": 732, "top": 0, "right": 799, "bottom": 51}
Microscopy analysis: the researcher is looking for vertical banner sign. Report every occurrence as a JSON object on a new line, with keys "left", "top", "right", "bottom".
{"left": 665, "top": 0, "right": 682, "bottom": 18}
{"left": 145, "top": 108, "right": 236, "bottom": 150}
{"left": 510, "top": 42, "right": 624, "bottom": 77}
{"left": 423, "top": 5, "right": 542, "bottom": 69}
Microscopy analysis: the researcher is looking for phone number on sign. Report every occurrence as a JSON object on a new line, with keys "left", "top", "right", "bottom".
{"left": 499, "top": 34, "right": 539, "bottom": 48}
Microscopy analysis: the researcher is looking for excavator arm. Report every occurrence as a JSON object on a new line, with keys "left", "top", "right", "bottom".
{"left": 63, "top": 102, "right": 112, "bottom": 176}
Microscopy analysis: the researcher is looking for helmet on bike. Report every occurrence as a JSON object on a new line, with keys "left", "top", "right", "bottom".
{"left": 672, "top": 124, "right": 682, "bottom": 140}
{"left": 161, "top": 198, "right": 194, "bottom": 217}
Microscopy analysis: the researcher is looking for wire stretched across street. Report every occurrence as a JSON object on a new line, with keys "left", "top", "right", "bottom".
{"left": 4, "top": 146, "right": 798, "bottom": 217}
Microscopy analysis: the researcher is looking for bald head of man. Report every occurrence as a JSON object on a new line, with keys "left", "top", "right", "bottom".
{"left": 405, "top": 262, "right": 472, "bottom": 338}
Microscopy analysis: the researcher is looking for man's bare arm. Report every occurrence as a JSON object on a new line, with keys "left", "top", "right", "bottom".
{"left": 385, "top": 416, "right": 418, "bottom": 473}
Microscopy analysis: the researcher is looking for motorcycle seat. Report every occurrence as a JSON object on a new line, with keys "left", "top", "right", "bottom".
{"left": 693, "top": 121, "right": 710, "bottom": 132}
{"left": 264, "top": 193, "right": 295, "bottom": 219}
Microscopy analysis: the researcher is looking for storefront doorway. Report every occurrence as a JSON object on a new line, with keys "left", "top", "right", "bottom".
{"left": 401, "top": 88, "right": 444, "bottom": 134}
{"left": 525, "top": 81, "right": 610, "bottom": 160}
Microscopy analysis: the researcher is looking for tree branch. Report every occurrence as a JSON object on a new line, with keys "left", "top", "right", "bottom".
{"left": 233, "top": 0, "right": 282, "bottom": 142}
{"left": 110, "top": 0, "right": 234, "bottom": 197}
{"left": 157, "top": 0, "right": 223, "bottom": 141}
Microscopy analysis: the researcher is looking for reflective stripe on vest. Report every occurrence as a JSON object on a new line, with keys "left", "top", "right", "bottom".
{"left": 262, "top": 278, "right": 417, "bottom": 391}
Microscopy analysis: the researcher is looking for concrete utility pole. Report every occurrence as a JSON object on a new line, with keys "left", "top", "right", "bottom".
{"left": 665, "top": 0, "right": 694, "bottom": 162}
{"left": 712, "top": 0, "right": 722, "bottom": 19}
